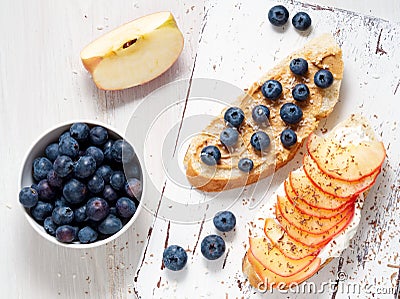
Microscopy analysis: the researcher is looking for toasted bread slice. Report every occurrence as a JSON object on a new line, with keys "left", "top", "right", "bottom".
{"left": 184, "top": 34, "right": 344, "bottom": 192}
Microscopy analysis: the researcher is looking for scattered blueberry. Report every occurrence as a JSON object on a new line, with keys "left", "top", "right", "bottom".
{"left": 63, "top": 179, "right": 87, "bottom": 204}
{"left": 103, "top": 140, "right": 114, "bottom": 161}
{"left": 238, "top": 158, "right": 254, "bottom": 172}
{"left": 70, "top": 123, "right": 90, "bottom": 142}
{"left": 58, "top": 136, "right": 79, "bottom": 158}
{"left": 261, "top": 80, "right": 282, "bottom": 100}
{"left": 55, "top": 225, "right": 78, "bottom": 243}
{"left": 163, "top": 245, "right": 188, "bottom": 271}
{"left": 200, "top": 146, "right": 221, "bottom": 166}
{"left": 78, "top": 226, "right": 98, "bottom": 244}
{"left": 52, "top": 206, "right": 74, "bottom": 225}
{"left": 74, "top": 155, "right": 97, "bottom": 179}
{"left": 103, "top": 185, "right": 119, "bottom": 203}
{"left": 89, "top": 126, "right": 108, "bottom": 145}
{"left": 47, "top": 169, "right": 63, "bottom": 189}
{"left": 268, "top": 5, "right": 289, "bottom": 26}
{"left": 280, "top": 103, "right": 303, "bottom": 124}
{"left": 31, "top": 201, "right": 53, "bottom": 222}
{"left": 125, "top": 178, "right": 142, "bottom": 199}
{"left": 252, "top": 105, "right": 270, "bottom": 124}
{"left": 250, "top": 131, "right": 271, "bottom": 151}
{"left": 292, "top": 83, "right": 310, "bottom": 102}
{"left": 95, "top": 165, "right": 113, "bottom": 184}
{"left": 213, "top": 211, "right": 236, "bottom": 232}
{"left": 110, "top": 171, "right": 126, "bottom": 191}
{"left": 85, "top": 146, "right": 104, "bottom": 166}
{"left": 314, "top": 69, "right": 334, "bottom": 88}
{"left": 224, "top": 107, "right": 245, "bottom": 128}
{"left": 220, "top": 127, "right": 239, "bottom": 147}
{"left": 292, "top": 12, "right": 312, "bottom": 31}
{"left": 37, "top": 179, "right": 56, "bottom": 201}
{"left": 33, "top": 157, "right": 53, "bottom": 181}
{"left": 280, "top": 129, "right": 298, "bottom": 148}
{"left": 44, "top": 217, "right": 57, "bottom": 236}
{"left": 116, "top": 197, "right": 136, "bottom": 218}
{"left": 289, "top": 58, "right": 308, "bottom": 76}
{"left": 111, "top": 139, "right": 135, "bottom": 163}
{"left": 45, "top": 143, "right": 59, "bottom": 162}
{"left": 86, "top": 197, "right": 110, "bottom": 221}
{"left": 19, "top": 186, "right": 39, "bottom": 208}
{"left": 87, "top": 174, "right": 105, "bottom": 194}
{"left": 53, "top": 155, "right": 74, "bottom": 178}
{"left": 74, "top": 205, "right": 87, "bottom": 223}
{"left": 98, "top": 214, "right": 123, "bottom": 235}
{"left": 201, "top": 235, "right": 226, "bottom": 260}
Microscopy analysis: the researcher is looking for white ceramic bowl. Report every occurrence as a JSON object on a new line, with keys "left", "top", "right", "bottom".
{"left": 19, "top": 120, "right": 144, "bottom": 249}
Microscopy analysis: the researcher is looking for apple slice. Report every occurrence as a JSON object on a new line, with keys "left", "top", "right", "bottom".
{"left": 276, "top": 206, "right": 355, "bottom": 247}
{"left": 303, "top": 154, "right": 380, "bottom": 198}
{"left": 249, "top": 237, "right": 317, "bottom": 277}
{"left": 247, "top": 249, "right": 321, "bottom": 289}
{"left": 307, "top": 133, "right": 385, "bottom": 182}
{"left": 81, "top": 12, "right": 184, "bottom": 90}
{"left": 289, "top": 169, "right": 354, "bottom": 210}
{"left": 284, "top": 179, "right": 353, "bottom": 219}
{"left": 276, "top": 195, "right": 352, "bottom": 235}
{"left": 264, "top": 218, "right": 320, "bottom": 260}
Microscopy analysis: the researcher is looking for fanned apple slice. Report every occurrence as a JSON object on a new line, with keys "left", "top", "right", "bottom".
{"left": 249, "top": 237, "right": 316, "bottom": 277}
{"left": 307, "top": 134, "right": 386, "bottom": 182}
{"left": 303, "top": 154, "right": 380, "bottom": 198}
{"left": 247, "top": 249, "right": 321, "bottom": 289}
{"left": 264, "top": 218, "right": 320, "bottom": 260}
{"left": 289, "top": 169, "right": 354, "bottom": 209}
{"left": 277, "top": 195, "right": 351, "bottom": 235}
{"left": 284, "top": 180, "right": 353, "bottom": 219}
{"left": 276, "top": 206, "right": 355, "bottom": 247}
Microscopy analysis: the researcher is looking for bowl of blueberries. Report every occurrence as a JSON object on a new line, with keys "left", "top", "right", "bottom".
{"left": 19, "top": 121, "right": 144, "bottom": 248}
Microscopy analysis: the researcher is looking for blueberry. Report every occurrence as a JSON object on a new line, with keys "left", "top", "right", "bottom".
{"left": 280, "top": 103, "right": 303, "bottom": 124}
{"left": 55, "top": 196, "right": 68, "bottom": 208}
{"left": 98, "top": 214, "right": 123, "bottom": 235}
{"left": 261, "top": 80, "right": 282, "bottom": 100}
{"left": 44, "top": 217, "right": 57, "bottom": 236}
{"left": 314, "top": 69, "right": 334, "bottom": 88}
{"left": 95, "top": 165, "right": 113, "bottom": 184}
{"left": 213, "top": 211, "right": 236, "bottom": 232}
{"left": 201, "top": 235, "right": 226, "bottom": 260}
{"left": 45, "top": 143, "right": 59, "bottom": 162}
{"left": 292, "top": 12, "right": 312, "bottom": 31}
{"left": 19, "top": 186, "right": 39, "bottom": 208}
{"left": 37, "top": 179, "right": 56, "bottom": 201}
{"left": 63, "top": 179, "right": 87, "bottom": 204}
{"left": 85, "top": 146, "right": 104, "bottom": 166}
{"left": 250, "top": 131, "right": 271, "bottom": 151}
{"left": 292, "top": 83, "right": 310, "bottom": 102}
{"left": 111, "top": 139, "right": 135, "bottom": 163}
{"left": 220, "top": 127, "right": 239, "bottom": 147}
{"left": 125, "top": 178, "right": 142, "bottom": 199}
{"left": 109, "top": 207, "right": 117, "bottom": 215}
{"left": 47, "top": 169, "right": 63, "bottom": 189}
{"left": 163, "top": 245, "right": 188, "bottom": 271}
{"left": 200, "top": 146, "right": 221, "bottom": 166}
{"left": 280, "top": 129, "right": 297, "bottom": 148}
{"left": 74, "top": 205, "right": 87, "bottom": 223}
{"left": 116, "top": 197, "right": 136, "bottom": 218}
{"left": 33, "top": 157, "right": 53, "bottom": 181}
{"left": 103, "top": 185, "right": 119, "bottom": 203}
{"left": 55, "top": 225, "right": 78, "bottom": 243}
{"left": 31, "top": 201, "right": 53, "bottom": 222}
{"left": 103, "top": 140, "right": 114, "bottom": 161}
{"left": 74, "top": 155, "right": 97, "bottom": 179}
{"left": 53, "top": 155, "right": 74, "bottom": 178}
{"left": 238, "top": 158, "right": 254, "bottom": 172}
{"left": 87, "top": 174, "right": 105, "bottom": 194}
{"left": 58, "top": 136, "right": 79, "bottom": 158}
{"left": 252, "top": 105, "right": 270, "bottom": 124}
{"left": 78, "top": 226, "right": 98, "bottom": 244}
{"left": 59, "top": 131, "right": 71, "bottom": 142}
{"left": 224, "top": 107, "right": 245, "bottom": 128}
{"left": 52, "top": 206, "right": 74, "bottom": 225}
{"left": 89, "top": 126, "right": 108, "bottom": 145}
{"left": 70, "top": 123, "right": 90, "bottom": 142}
{"left": 268, "top": 5, "right": 289, "bottom": 26}
{"left": 86, "top": 197, "right": 110, "bottom": 221}
{"left": 110, "top": 171, "right": 126, "bottom": 191}
{"left": 289, "top": 58, "right": 308, "bottom": 76}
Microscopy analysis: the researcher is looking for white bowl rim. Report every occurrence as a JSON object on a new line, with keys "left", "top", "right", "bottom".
{"left": 19, "top": 119, "right": 145, "bottom": 249}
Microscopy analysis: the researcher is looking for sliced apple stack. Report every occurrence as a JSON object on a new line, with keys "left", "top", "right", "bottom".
{"left": 244, "top": 114, "right": 386, "bottom": 290}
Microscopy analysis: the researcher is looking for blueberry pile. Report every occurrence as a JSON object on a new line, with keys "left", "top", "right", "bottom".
{"left": 19, "top": 123, "right": 142, "bottom": 244}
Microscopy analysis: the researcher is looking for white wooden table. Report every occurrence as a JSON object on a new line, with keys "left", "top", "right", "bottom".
{"left": 1, "top": 1, "right": 399, "bottom": 298}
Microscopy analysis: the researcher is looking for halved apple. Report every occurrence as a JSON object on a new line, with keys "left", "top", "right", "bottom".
{"left": 81, "top": 11, "right": 184, "bottom": 90}
{"left": 289, "top": 169, "right": 354, "bottom": 210}
{"left": 307, "top": 134, "right": 386, "bottom": 182}
{"left": 276, "top": 207, "right": 355, "bottom": 247}
{"left": 249, "top": 237, "right": 317, "bottom": 277}
{"left": 264, "top": 218, "right": 320, "bottom": 260}
{"left": 303, "top": 154, "right": 380, "bottom": 198}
